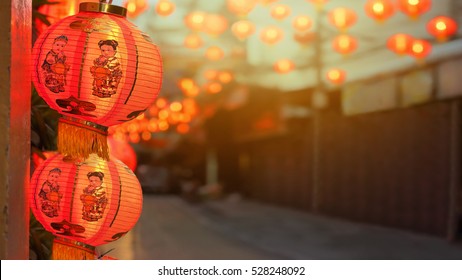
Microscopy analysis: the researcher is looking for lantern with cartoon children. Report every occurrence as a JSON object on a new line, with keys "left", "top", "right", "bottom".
{"left": 31, "top": 1, "right": 163, "bottom": 160}
{"left": 30, "top": 153, "right": 143, "bottom": 258}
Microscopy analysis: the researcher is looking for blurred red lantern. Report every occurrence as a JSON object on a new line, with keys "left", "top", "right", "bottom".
{"left": 387, "top": 33, "right": 413, "bottom": 55}
{"left": 124, "top": 0, "right": 149, "bottom": 19}
{"left": 205, "top": 46, "right": 225, "bottom": 60}
{"left": 32, "top": 2, "right": 163, "bottom": 160}
{"left": 274, "top": 59, "right": 295, "bottom": 73}
{"left": 204, "top": 14, "right": 229, "bottom": 37}
{"left": 398, "top": 0, "right": 431, "bottom": 19}
{"left": 426, "top": 16, "right": 458, "bottom": 42}
{"left": 270, "top": 5, "right": 291, "bottom": 20}
{"left": 408, "top": 39, "right": 432, "bottom": 59}
{"left": 184, "top": 33, "right": 204, "bottom": 49}
{"left": 155, "top": 0, "right": 175, "bottom": 16}
{"left": 184, "top": 11, "right": 206, "bottom": 31}
{"left": 332, "top": 34, "right": 358, "bottom": 55}
{"left": 30, "top": 153, "right": 142, "bottom": 259}
{"left": 294, "top": 32, "right": 316, "bottom": 45}
{"left": 364, "top": 0, "right": 395, "bottom": 22}
{"left": 307, "top": 0, "right": 329, "bottom": 11}
{"left": 108, "top": 136, "right": 137, "bottom": 172}
{"left": 260, "top": 26, "right": 284, "bottom": 45}
{"left": 326, "top": 68, "right": 346, "bottom": 85}
{"left": 292, "top": 16, "right": 313, "bottom": 32}
{"left": 227, "top": 0, "right": 257, "bottom": 17}
{"left": 328, "top": 8, "right": 357, "bottom": 32}
{"left": 231, "top": 20, "right": 256, "bottom": 40}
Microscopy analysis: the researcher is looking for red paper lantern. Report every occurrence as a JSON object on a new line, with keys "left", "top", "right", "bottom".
{"left": 292, "top": 16, "right": 313, "bottom": 32}
{"left": 426, "top": 16, "right": 458, "bottom": 42}
{"left": 408, "top": 39, "right": 432, "bottom": 59}
{"left": 155, "top": 0, "right": 175, "bottom": 17}
{"left": 30, "top": 153, "right": 142, "bottom": 257}
{"left": 204, "top": 14, "right": 229, "bottom": 37}
{"left": 326, "top": 68, "right": 346, "bottom": 85}
{"left": 364, "top": 0, "right": 395, "bottom": 22}
{"left": 205, "top": 46, "right": 225, "bottom": 61}
{"left": 184, "top": 33, "right": 204, "bottom": 49}
{"left": 398, "top": 0, "right": 431, "bottom": 19}
{"left": 184, "top": 11, "right": 206, "bottom": 31}
{"left": 231, "top": 20, "right": 256, "bottom": 40}
{"left": 328, "top": 8, "right": 357, "bottom": 31}
{"left": 260, "top": 26, "right": 284, "bottom": 45}
{"left": 274, "top": 59, "right": 295, "bottom": 73}
{"left": 227, "top": 0, "right": 257, "bottom": 17}
{"left": 108, "top": 136, "right": 137, "bottom": 172}
{"left": 332, "top": 34, "right": 358, "bottom": 55}
{"left": 387, "top": 33, "right": 413, "bottom": 55}
{"left": 32, "top": 2, "right": 163, "bottom": 160}
{"left": 270, "top": 5, "right": 291, "bottom": 20}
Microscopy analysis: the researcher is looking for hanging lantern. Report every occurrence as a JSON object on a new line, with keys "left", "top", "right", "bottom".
{"left": 387, "top": 33, "right": 413, "bottom": 55}
{"left": 326, "top": 68, "right": 346, "bottom": 85}
{"left": 270, "top": 4, "right": 291, "bottom": 20}
{"left": 426, "top": 16, "right": 458, "bottom": 42}
{"left": 307, "top": 0, "right": 329, "bottom": 11}
{"left": 184, "top": 11, "right": 207, "bottom": 31}
{"left": 155, "top": 0, "right": 175, "bottom": 17}
{"left": 205, "top": 46, "right": 225, "bottom": 61}
{"left": 408, "top": 39, "right": 432, "bottom": 60}
{"left": 273, "top": 59, "right": 295, "bottom": 74}
{"left": 227, "top": 0, "right": 257, "bottom": 17}
{"left": 364, "top": 0, "right": 395, "bottom": 22}
{"left": 218, "top": 70, "right": 234, "bottom": 84}
{"left": 398, "top": 0, "right": 431, "bottom": 19}
{"left": 332, "top": 34, "right": 358, "bottom": 55}
{"left": 294, "top": 32, "right": 316, "bottom": 45}
{"left": 204, "top": 14, "right": 229, "bottom": 37}
{"left": 260, "top": 26, "right": 284, "bottom": 45}
{"left": 107, "top": 136, "right": 137, "bottom": 172}
{"left": 292, "top": 16, "right": 313, "bottom": 32}
{"left": 30, "top": 153, "right": 142, "bottom": 259}
{"left": 231, "top": 20, "right": 256, "bottom": 40}
{"left": 328, "top": 8, "right": 357, "bottom": 32}
{"left": 184, "top": 33, "right": 204, "bottom": 49}
{"left": 205, "top": 82, "right": 223, "bottom": 94}
{"left": 124, "top": 0, "right": 149, "bottom": 19}
{"left": 32, "top": 1, "right": 163, "bottom": 160}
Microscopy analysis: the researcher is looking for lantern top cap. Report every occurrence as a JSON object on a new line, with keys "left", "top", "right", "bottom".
{"left": 79, "top": 1, "right": 127, "bottom": 17}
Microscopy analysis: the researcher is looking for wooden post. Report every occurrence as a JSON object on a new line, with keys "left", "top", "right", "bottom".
{"left": 0, "top": 0, "right": 31, "bottom": 259}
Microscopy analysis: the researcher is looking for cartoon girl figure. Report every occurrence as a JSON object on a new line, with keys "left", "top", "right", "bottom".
{"left": 90, "top": 39, "right": 123, "bottom": 98}
{"left": 38, "top": 168, "right": 62, "bottom": 218}
{"left": 80, "top": 171, "right": 108, "bottom": 222}
{"left": 41, "top": 35, "right": 70, "bottom": 93}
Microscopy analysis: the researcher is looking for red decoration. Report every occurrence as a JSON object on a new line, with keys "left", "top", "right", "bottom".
{"left": 292, "top": 16, "right": 313, "bottom": 32}
{"left": 155, "top": 0, "right": 175, "bottom": 16}
{"left": 408, "top": 39, "right": 432, "bottom": 59}
{"left": 426, "top": 16, "right": 458, "bottom": 42}
{"left": 398, "top": 0, "right": 431, "bottom": 19}
{"left": 108, "top": 136, "right": 137, "bottom": 172}
{"left": 32, "top": 2, "right": 163, "bottom": 160}
{"left": 326, "top": 68, "right": 346, "bottom": 85}
{"left": 332, "top": 34, "right": 358, "bottom": 55}
{"left": 30, "top": 153, "right": 143, "bottom": 257}
{"left": 184, "top": 11, "right": 206, "bottom": 31}
{"left": 364, "top": 0, "right": 395, "bottom": 22}
{"left": 227, "top": 0, "right": 257, "bottom": 17}
{"left": 270, "top": 5, "right": 291, "bottom": 20}
{"left": 204, "top": 14, "right": 229, "bottom": 37}
{"left": 328, "top": 8, "right": 357, "bottom": 31}
{"left": 274, "top": 59, "right": 295, "bottom": 73}
{"left": 231, "top": 20, "right": 256, "bottom": 40}
{"left": 387, "top": 33, "right": 413, "bottom": 55}
{"left": 260, "top": 26, "right": 284, "bottom": 45}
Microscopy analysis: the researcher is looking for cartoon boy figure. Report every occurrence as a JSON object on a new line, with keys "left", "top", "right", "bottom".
{"left": 38, "top": 167, "right": 62, "bottom": 218}
{"left": 80, "top": 171, "right": 108, "bottom": 222}
{"left": 90, "top": 39, "right": 123, "bottom": 98}
{"left": 41, "top": 35, "right": 70, "bottom": 93}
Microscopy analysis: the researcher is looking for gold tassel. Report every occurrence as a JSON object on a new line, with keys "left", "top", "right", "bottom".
{"left": 52, "top": 238, "right": 96, "bottom": 260}
{"left": 58, "top": 117, "right": 109, "bottom": 160}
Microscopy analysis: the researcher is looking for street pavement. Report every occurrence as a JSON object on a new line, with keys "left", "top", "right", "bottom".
{"left": 98, "top": 195, "right": 462, "bottom": 260}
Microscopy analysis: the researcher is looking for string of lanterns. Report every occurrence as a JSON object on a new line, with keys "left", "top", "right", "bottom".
{"left": 30, "top": 0, "right": 163, "bottom": 259}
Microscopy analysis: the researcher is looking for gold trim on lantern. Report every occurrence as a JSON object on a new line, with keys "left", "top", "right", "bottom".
{"left": 58, "top": 117, "right": 110, "bottom": 161}
{"left": 79, "top": 2, "right": 127, "bottom": 17}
